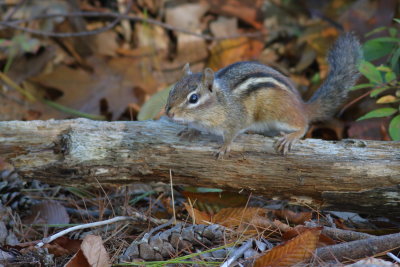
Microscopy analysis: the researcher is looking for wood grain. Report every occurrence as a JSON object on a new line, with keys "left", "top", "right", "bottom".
{"left": 1, "top": 118, "right": 399, "bottom": 216}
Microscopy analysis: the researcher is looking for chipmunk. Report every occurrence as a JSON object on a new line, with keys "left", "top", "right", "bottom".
{"left": 165, "top": 33, "right": 362, "bottom": 158}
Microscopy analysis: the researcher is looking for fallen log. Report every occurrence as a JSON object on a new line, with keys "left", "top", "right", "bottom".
{"left": 1, "top": 118, "right": 399, "bottom": 216}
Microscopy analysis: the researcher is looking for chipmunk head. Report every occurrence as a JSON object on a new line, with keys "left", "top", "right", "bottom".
{"left": 165, "top": 63, "right": 217, "bottom": 124}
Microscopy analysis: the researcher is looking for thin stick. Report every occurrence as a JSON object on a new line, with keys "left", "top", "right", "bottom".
{"left": 36, "top": 213, "right": 167, "bottom": 248}
{"left": 36, "top": 216, "right": 133, "bottom": 248}
{"left": 169, "top": 169, "right": 176, "bottom": 225}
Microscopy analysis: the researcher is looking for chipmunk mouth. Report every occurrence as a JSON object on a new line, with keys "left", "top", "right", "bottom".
{"left": 170, "top": 116, "right": 193, "bottom": 124}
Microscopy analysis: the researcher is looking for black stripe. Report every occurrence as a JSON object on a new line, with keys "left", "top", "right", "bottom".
{"left": 232, "top": 72, "right": 292, "bottom": 92}
{"left": 243, "top": 82, "right": 277, "bottom": 96}
{"left": 216, "top": 62, "right": 250, "bottom": 78}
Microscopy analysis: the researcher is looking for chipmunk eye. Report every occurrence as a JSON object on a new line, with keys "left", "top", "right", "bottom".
{"left": 189, "top": 93, "right": 199, "bottom": 104}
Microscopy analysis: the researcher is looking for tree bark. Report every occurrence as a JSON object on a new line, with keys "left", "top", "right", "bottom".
{"left": 1, "top": 119, "right": 399, "bottom": 216}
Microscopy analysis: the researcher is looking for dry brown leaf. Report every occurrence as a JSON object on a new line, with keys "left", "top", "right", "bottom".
{"left": 346, "top": 257, "right": 399, "bottom": 267}
{"left": 65, "top": 235, "right": 111, "bottom": 267}
{"left": 210, "top": 17, "right": 238, "bottom": 37}
{"left": 50, "top": 236, "right": 82, "bottom": 255}
{"left": 64, "top": 249, "right": 90, "bottom": 267}
{"left": 203, "top": 0, "right": 264, "bottom": 29}
{"left": 213, "top": 207, "right": 267, "bottom": 228}
{"left": 254, "top": 228, "right": 321, "bottom": 267}
{"left": 282, "top": 226, "right": 334, "bottom": 247}
{"left": 208, "top": 37, "right": 264, "bottom": 70}
{"left": 184, "top": 202, "right": 212, "bottom": 224}
{"left": 81, "top": 235, "right": 110, "bottom": 267}
{"left": 165, "top": 3, "right": 208, "bottom": 31}
{"left": 94, "top": 31, "right": 119, "bottom": 57}
{"left": 23, "top": 201, "right": 69, "bottom": 225}
{"left": 31, "top": 55, "right": 163, "bottom": 119}
{"left": 274, "top": 209, "right": 313, "bottom": 225}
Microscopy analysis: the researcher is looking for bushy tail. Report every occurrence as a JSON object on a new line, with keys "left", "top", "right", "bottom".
{"left": 306, "top": 33, "right": 363, "bottom": 122}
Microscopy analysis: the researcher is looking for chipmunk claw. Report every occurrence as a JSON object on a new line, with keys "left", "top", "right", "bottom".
{"left": 214, "top": 144, "right": 231, "bottom": 160}
{"left": 274, "top": 131, "right": 299, "bottom": 155}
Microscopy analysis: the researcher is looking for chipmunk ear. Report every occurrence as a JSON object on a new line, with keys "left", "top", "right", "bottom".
{"left": 202, "top": 68, "right": 215, "bottom": 92}
{"left": 183, "top": 63, "right": 192, "bottom": 76}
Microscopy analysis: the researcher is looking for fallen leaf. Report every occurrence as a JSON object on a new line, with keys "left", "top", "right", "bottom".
{"left": 66, "top": 235, "right": 110, "bottom": 267}
{"left": 184, "top": 202, "right": 211, "bottom": 224}
{"left": 274, "top": 209, "right": 313, "bottom": 225}
{"left": 213, "top": 207, "right": 267, "bottom": 228}
{"left": 254, "top": 228, "right": 321, "bottom": 267}
{"left": 203, "top": 0, "right": 264, "bottom": 29}
{"left": 23, "top": 201, "right": 69, "bottom": 225}
{"left": 64, "top": 249, "right": 90, "bottom": 267}
{"left": 282, "top": 226, "right": 335, "bottom": 247}
{"left": 94, "top": 31, "right": 119, "bottom": 57}
{"left": 208, "top": 37, "right": 264, "bottom": 70}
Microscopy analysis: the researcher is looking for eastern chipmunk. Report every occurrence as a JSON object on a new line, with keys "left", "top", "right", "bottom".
{"left": 165, "top": 33, "right": 362, "bottom": 158}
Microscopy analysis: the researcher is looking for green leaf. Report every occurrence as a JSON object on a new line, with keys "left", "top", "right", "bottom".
{"left": 385, "top": 71, "right": 396, "bottom": 83}
{"left": 389, "top": 27, "right": 398, "bottom": 37}
{"left": 376, "top": 65, "right": 393, "bottom": 72}
{"left": 389, "top": 114, "right": 400, "bottom": 140}
{"left": 370, "top": 86, "right": 392, "bottom": 97}
{"left": 359, "top": 61, "right": 383, "bottom": 84}
{"left": 365, "top": 26, "right": 388, "bottom": 37}
{"left": 137, "top": 85, "right": 172, "bottom": 121}
{"left": 394, "top": 18, "right": 400, "bottom": 24}
{"left": 363, "top": 40, "right": 394, "bottom": 61}
{"left": 357, "top": 107, "right": 397, "bottom": 121}
{"left": 390, "top": 47, "right": 400, "bottom": 72}
{"left": 368, "top": 37, "right": 400, "bottom": 43}
{"left": 350, "top": 83, "right": 375, "bottom": 91}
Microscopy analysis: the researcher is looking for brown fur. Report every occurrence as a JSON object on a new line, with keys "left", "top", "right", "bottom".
{"left": 166, "top": 34, "right": 361, "bottom": 157}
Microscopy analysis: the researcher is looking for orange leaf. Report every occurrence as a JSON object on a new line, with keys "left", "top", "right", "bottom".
{"left": 208, "top": 37, "right": 264, "bottom": 70}
{"left": 183, "top": 202, "right": 212, "bottom": 224}
{"left": 282, "top": 226, "right": 333, "bottom": 247}
{"left": 213, "top": 207, "right": 267, "bottom": 228}
{"left": 274, "top": 210, "right": 313, "bottom": 225}
{"left": 254, "top": 228, "right": 321, "bottom": 267}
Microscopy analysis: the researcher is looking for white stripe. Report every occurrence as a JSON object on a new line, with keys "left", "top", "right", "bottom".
{"left": 234, "top": 77, "right": 290, "bottom": 94}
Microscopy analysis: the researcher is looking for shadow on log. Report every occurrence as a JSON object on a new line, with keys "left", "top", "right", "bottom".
{"left": 0, "top": 118, "right": 399, "bottom": 216}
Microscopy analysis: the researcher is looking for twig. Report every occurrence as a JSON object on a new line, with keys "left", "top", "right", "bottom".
{"left": 315, "top": 232, "right": 400, "bottom": 262}
{"left": 387, "top": 252, "right": 400, "bottom": 263}
{"left": 36, "top": 216, "right": 133, "bottom": 248}
{"left": 169, "top": 169, "right": 176, "bottom": 225}
{"left": 0, "top": 11, "right": 266, "bottom": 40}
{"left": 221, "top": 239, "right": 254, "bottom": 267}
{"left": 321, "top": 226, "right": 374, "bottom": 242}
{"left": 2, "top": 0, "right": 28, "bottom": 21}
{"left": 36, "top": 213, "right": 167, "bottom": 248}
